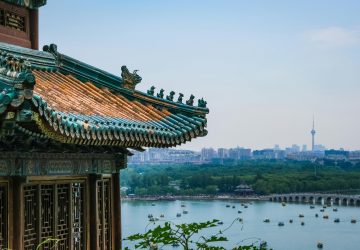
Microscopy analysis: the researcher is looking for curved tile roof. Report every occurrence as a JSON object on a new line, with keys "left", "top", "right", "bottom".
{"left": 0, "top": 42, "right": 209, "bottom": 148}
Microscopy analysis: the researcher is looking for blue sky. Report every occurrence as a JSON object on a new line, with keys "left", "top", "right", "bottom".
{"left": 40, "top": 1, "right": 360, "bottom": 150}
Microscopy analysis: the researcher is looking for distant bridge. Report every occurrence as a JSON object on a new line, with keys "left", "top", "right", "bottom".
{"left": 269, "top": 193, "right": 360, "bottom": 206}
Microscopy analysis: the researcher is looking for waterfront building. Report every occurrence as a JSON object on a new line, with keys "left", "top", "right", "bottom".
{"left": 0, "top": 1, "right": 209, "bottom": 249}
{"left": 234, "top": 184, "right": 254, "bottom": 196}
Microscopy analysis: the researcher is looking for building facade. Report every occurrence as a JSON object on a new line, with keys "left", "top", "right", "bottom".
{"left": 0, "top": 1, "right": 209, "bottom": 249}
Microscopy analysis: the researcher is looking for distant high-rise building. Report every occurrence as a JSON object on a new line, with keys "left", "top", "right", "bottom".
{"left": 217, "top": 148, "right": 229, "bottom": 158}
{"left": 291, "top": 144, "right": 301, "bottom": 152}
{"left": 274, "top": 144, "right": 280, "bottom": 151}
{"left": 314, "top": 144, "right": 326, "bottom": 152}
{"left": 311, "top": 117, "right": 316, "bottom": 151}
{"left": 201, "top": 148, "right": 216, "bottom": 161}
{"left": 302, "top": 144, "right": 307, "bottom": 152}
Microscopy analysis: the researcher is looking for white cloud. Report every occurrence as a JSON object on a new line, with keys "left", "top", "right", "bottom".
{"left": 305, "top": 27, "right": 360, "bottom": 47}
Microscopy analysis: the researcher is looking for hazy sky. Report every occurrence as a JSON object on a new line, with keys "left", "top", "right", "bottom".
{"left": 40, "top": 0, "right": 360, "bottom": 151}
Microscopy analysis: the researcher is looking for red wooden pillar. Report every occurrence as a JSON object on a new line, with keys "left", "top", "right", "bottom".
{"left": 29, "top": 9, "right": 39, "bottom": 50}
{"left": 89, "top": 174, "right": 98, "bottom": 250}
{"left": 12, "top": 177, "right": 24, "bottom": 250}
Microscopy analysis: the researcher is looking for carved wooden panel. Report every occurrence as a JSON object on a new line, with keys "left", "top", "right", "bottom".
{"left": 4, "top": 10, "right": 26, "bottom": 31}
{"left": 0, "top": 7, "right": 26, "bottom": 32}
{"left": 0, "top": 184, "right": 8, "bottom": 249}
{"left": 0, "top": 152, "right": 124, "bottom": 176}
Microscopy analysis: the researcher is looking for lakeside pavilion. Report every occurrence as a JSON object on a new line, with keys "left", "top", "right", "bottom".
{"left": 0, "top": 0, "right": 209, "bottom": 249}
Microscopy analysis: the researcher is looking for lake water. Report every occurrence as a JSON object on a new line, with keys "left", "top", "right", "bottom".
{"left": 122, "top": 200, "right": 360, "bottom": 250}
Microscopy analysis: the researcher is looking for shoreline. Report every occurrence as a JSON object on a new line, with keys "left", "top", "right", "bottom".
{"left": 121, "top": 195, "right": 269, "bottom": 202}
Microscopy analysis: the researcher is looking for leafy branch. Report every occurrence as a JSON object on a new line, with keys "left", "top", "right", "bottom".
{"left": 124, "top": 219, "right": 268, "bottom": 250}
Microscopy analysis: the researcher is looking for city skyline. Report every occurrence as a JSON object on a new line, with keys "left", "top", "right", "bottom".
{"left": 40, "top": 1, "right": 360, "bottom": 150}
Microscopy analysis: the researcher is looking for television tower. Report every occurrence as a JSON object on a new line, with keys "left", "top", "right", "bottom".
{"left": 311, "top": 116, "right": 316, "bottom": 151}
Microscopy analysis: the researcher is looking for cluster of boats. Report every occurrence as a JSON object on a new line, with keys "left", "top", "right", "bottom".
{"left": 271, "top": 203, "right": 358, "bottom": 227}
{"left": 148, "top": 203, "right": 189, "bottom": 221}
{"left": 225, "top": 202, "right": 250, "bottom": 210}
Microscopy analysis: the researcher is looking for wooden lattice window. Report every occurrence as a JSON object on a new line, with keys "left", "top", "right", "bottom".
{"left": 24, "top": 185, "right": 38, "bottom": 250}
{"left": 72, "top": 183, "right": 85, "bottom": 249}
{"left": 0, "top": 184, "right": 8, "bottom": 249}
{"left": 40, "top": 185, "right": 55, "bottom": 249}
{"left": 97, "top": 179, "right": 112, "bottom": 250}
{"left": 23, "top": 181, "right": 86, "bottom": 250}
{"left": 0, "top": 8, "right": 26, "bottom": 32}
{"left": 0, "top": 9, "right": 4, "bottom": 26}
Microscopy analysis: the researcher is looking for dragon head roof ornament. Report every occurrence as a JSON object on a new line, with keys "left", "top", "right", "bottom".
{"left": 121, "top": 65, "right": 142, "bottom": 90}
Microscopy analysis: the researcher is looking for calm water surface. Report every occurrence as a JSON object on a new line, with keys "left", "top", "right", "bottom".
{"left": 122, "top": 200, "right": 360, "bottom": 250}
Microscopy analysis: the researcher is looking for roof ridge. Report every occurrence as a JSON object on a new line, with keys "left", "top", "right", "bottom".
{"left": 42, "top": 43, "right": 209, "bottom": 116}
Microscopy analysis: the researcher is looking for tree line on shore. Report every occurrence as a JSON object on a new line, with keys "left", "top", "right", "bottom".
{"left": 120, "top": 160, "right": 360, "bottom": 196}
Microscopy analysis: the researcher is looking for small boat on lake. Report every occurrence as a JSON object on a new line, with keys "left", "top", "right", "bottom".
{"left": 315, "top": 213, "right": 319, "bottom": 218}
{"left": 278, "top": 222, "right": 285, "bottom": 226}
{"left": 310, "top": 205, "right": 315, "bottom": 209}
{"left": 172, "top": 242, "right": 180, "bottom": 247}
{"left": 151, "top": 203, "right": 156, "bottom": 206}
{"left": 176, "top": 213, "right": 182, "bottom": 217}
{"left": 333, "top": 208, "right": 338, "bottom": 212}
{"left": 232, "top": 205, "right": 236, "bottom": 208}
{"left": 299, "top": 214, "right": 304, "bottom": 218}
{"left": 160, "top": 214, "right": 164, "bottom": 218}
{"left": 226, "top": 204, "right": 230, "bottom": 208}
{"left": 317, "top": 242, "right": 324, "bottom": 249}
{"left": 244, "top": 205, "right": 248, "bottom": 208}
{"left": 217, "top": 221, "right": 224, "bottom": 225}
{"left": 320, "top": 209, "right": 325, "bottom": 212}
{"left": 238, "top": 210, "right": 242, "bottom": 214}
{"left": 181, "top": 204, "right": 186, "bottom": 208}
{"left": 148, "top": 214, "right": 153, "bottom": 218}
{"left": 323, "top": 215, "right": 329, "bottom": 219}
{"left": 301, "top": 221, "right": 305, "bottom": 226}
{"left": 334, "top": 218, "right": 340, "bottom": 223}
{"left": 351, "top": 219, "right": 357, "bottom": 224}
{"left": 282, "top": 202, "right": 286, "bottom": 206}
{"left": 183, "top": 210, "right": 188, "bottom": 214}
{"left": 289, "top": 219, "right": 293, "bottom": 223}
{"left": 263, "top": 219, "right": 270, "bottom": 223}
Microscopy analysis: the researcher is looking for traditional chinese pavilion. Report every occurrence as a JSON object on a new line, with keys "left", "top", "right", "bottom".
{"left": 0, "top": 0, "right": 209, "bottom": 249}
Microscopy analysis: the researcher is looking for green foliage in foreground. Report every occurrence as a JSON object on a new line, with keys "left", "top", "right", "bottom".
{"left": 121, "top": 160, "right": 360, "bottom": 195}
{"left": 5, "top": 238, "right": 60, "bottom": 250}
{"left": 124, "top": 219, "right": 268, "bottom": 250}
